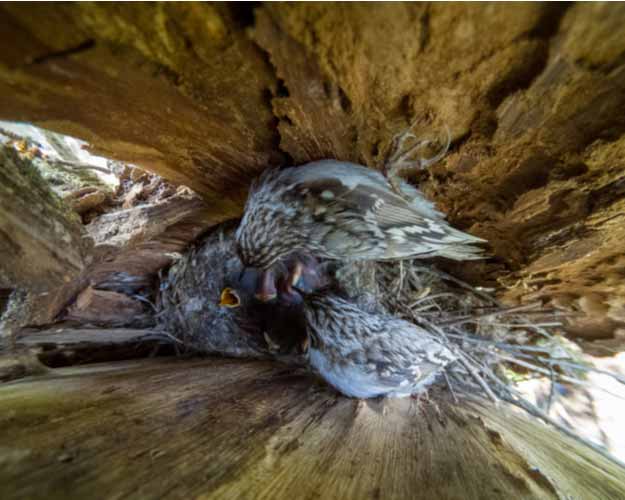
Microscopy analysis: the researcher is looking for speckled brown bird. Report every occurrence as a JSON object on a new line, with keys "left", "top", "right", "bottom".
{"left": 237, "top": 160, "right": 485, "bottom": 266}
{"left": 235, "top": 160, "right": 485, "bottom": 299}
{"left": 301, "top": 293, "right": 457, "bottom": 398}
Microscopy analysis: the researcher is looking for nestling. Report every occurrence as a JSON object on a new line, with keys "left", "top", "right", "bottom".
{"left": 302, "top": 293, "right": 457, "bottom": 398}
{"left": 219, "top": 259, "right": 327, "bottom": 354}
{"left": 223, "top": 253, "right": 328, "bottom": 304}
{"left": 235, "top": 160, "right": 485, "bottom": 299}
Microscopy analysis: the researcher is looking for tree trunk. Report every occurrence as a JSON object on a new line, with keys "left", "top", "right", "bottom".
{"left": 1, "top": 350, "right": 624, "bottom": 500}
{"left": 0, "top": 148, "right": 88, "bottom": 291}
{"left": 1, "top": 4, "right": 625, "bottom": 498}
{"left": 1, "top": 3, "right": 624, "bottom": 341}
{"left": 0, "top": 147, "right": 90, "bottom": 328}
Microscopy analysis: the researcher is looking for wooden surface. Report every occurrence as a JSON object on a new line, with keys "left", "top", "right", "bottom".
{"left": 0, "top": 147, "right": 90, "bottom": 327}
{"left": 12, "top": 327, "right": 173, "bottom": 368}
{"left": 0, "top": 147, "right": 87, "bottom": 292}
{"left": 82, "top": 188, "right": 216, "bottom": 297}
{"left": 1, "top": 356, "right": 624, "bottom": 499}
{"left": 1, "top": 4, "right": 625, "bottom": 340}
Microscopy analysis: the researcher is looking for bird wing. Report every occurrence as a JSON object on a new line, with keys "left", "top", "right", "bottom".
{"left": 285, "top": 161, "right": 484, "bottom": 260}
{"left": 365, "top": 318, "right": 456, "bottom": 390}
{"left": 284, "top": 160, "right": 445, "bottom": 220}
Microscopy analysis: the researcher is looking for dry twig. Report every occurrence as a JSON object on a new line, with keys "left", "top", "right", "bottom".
{"left": 372, "top": 257, "right": 623, "bottom": 465}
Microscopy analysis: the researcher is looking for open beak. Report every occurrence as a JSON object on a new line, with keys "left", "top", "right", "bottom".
{"left": 219, "top": 287, "right": 241, "bottom": 308}
{"left": 254, "top": 269, "right": 277, "bottom": 302}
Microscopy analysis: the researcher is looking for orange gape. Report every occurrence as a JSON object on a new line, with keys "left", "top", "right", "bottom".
{"left": 219, "top": 288, "right": 241, "bottom": 308}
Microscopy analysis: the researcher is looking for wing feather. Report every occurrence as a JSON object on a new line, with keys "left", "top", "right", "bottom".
{"left": 284, "top": 161, "right": 484, "bottom": 260}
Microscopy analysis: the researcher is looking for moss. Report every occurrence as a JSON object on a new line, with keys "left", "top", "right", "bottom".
{"left": 0, "top": 147, "right": 82, "bottom": 227}
{"left": 34, "top": 158, "right": 112, "bottom": 199}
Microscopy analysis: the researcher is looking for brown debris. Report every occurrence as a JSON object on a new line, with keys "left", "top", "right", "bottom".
{"left": 65, "top": 286, "right": 147, "bottom": 326}
{"left": 65, "top": 187, "right": 108, "bottom": 215}
{"left": 121, "top": 183, "right": 145, "bottom": 209}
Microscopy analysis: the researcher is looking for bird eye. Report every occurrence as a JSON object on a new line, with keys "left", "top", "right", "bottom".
{"left": 219, "top": 288, "right": 241, "bottom": 308}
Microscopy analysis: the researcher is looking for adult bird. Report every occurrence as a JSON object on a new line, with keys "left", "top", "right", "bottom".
{"left": 235, "top": 160, "right": 485, "bottom": 300}
{"left": 301, "top": 293, "right": 457, "bottom": 398}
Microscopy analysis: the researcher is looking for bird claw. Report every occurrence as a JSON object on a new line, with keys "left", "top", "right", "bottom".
{"left": 383, "top": 121, "right": 451, "bottom": 196}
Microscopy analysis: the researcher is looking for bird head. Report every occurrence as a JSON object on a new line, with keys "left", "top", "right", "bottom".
{"left": 219, "top": 263, "right": 287, "bottom": 309}
{"left": 219, "top": 266, "right": 263, "bottom": 308}
{"left": 219, "top": 254, "right": 329, "bottom": 309}
{"left": 235, "top": 168, "right": 312, "bottom": 270}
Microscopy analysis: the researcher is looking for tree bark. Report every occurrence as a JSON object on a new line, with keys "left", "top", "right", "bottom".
{"left": 1, "top": 3, "right": 623, "bottom": 341}
{"left": 0, "top": 148, "right": 88, "bottom": 290}
{"left": 0, "top": 147, "right": 90, "bottom": 328}
{"left": 0, "top": 353, "right": 623, "bottom": 499}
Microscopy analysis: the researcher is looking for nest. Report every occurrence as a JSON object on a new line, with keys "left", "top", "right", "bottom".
{"left": 156, "top": 224, "right": 309, "bottom": 362}
{"left": 156, "top": 225, "right": 614, "bottom": 442}
{"left": 155, "top": 119, "right": 624, "bottom": 466}
{"left": 371, "top": 258, "right": 625, "bottom": 464}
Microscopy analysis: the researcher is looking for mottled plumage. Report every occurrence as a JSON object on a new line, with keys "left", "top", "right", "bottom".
{"left": 302, "top": 293, "right": 457, "bottom": 398}
{"left": 220, "top": 266, "right": 309, "bottom": 356}
{"left": 236, "top": 160, "right": 485, "bottom": 271}
{"left": 222, "top": 254, "right": 328, "bottom": 308}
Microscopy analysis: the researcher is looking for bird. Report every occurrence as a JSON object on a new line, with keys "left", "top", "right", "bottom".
{"left": 235, "top": 160, "right": 485, "bottom": 299}
{"left": 301, "top": 292, "right": 457, "bottom": 398}
{"left": 223, "top": 253, "right": 329, "bottom": 305}
{"left": 219, "top": 259, "right": 328, "bottom": 355}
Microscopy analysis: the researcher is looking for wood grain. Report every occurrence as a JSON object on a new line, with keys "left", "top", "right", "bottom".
{"left": 1, "top": 357, "right": 623, "bottom": 499}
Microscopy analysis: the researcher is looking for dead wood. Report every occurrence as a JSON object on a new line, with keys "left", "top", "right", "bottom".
{"left": 0, "top": 357, "right": 624, "bottom": 499}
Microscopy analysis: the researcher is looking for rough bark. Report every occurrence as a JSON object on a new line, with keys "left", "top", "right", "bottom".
{"left": 83, "top": 187, "right": 216, "bottom": 296}
{"left": 0, "top": 3, "right": 282, "bottom": 216}
{"left": 46, "top": 186, "right": 219, "bottom": 327}
{"left": 13, "top": 326, "right": 173, "bottom": 368}
{"left": 1, "top": 3, "right": 623, "bottom": 341}
{"left": 0, "top": 147, "right": 91, "bottom": 328}
{"left": 64, "top": 286, "right": 149, "bottom": 326}
{"left": 0, "top": 144, "right": 216, "bottom": 329}
{"left": 0, "top": 147, "right": 88, "bottom": 290}
{"left": 0, "top": 355, "right": 623, "bottom": 499}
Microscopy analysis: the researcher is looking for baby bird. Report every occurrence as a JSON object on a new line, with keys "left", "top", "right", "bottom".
{"left": 219, "top": 258, "right": 328, "bottom": 355}
{"left": 236, "top": 160, "right": 485, "bottom": 273}
{"left": 223, "top": 253, "right": 328, "bottom": 304}
{"left": 301, "top": 293, "right": 457, "bottom": 398}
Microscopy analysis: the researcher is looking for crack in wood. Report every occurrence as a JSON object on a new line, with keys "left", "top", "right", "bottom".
{"left": 31, "top": 39, "right": 95, "bottom": 65}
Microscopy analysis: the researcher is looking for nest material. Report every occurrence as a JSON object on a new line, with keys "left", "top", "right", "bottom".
{"left": 158, "top": 224, "right": 272, "bottom": 358}
{"left": 156, "top": 114, "right": 624, "bottom": 464}
{"left": 372, "top": 258, "right": 625, "bottom": 466}
{"left": 156, "top": 221, "right": 625, "bottom": 466}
